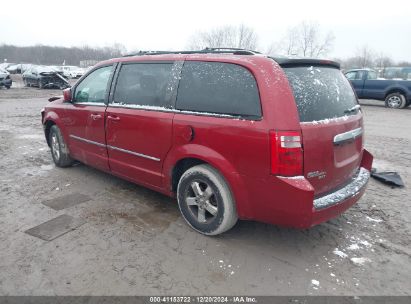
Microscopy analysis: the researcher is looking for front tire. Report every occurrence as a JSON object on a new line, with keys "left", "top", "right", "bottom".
{"left": 177, "top": 164, "right": 238, "bottom": 235}
{"left": 49, "top": 125, "right": 74, "bottom": 167}
{"left": 385, "top": 92, "right": 407, "bottom": 109}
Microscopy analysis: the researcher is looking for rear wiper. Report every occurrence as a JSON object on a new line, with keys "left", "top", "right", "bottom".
{"left": 344, "top": 104, "right": 361, "bottom": 114}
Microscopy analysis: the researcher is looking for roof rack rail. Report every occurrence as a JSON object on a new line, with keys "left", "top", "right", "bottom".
{"left": 123, "top": 47, "right": 261, "bottom": 57}
{"left": 203, "top": 47, "right": 261, "bottom": 55}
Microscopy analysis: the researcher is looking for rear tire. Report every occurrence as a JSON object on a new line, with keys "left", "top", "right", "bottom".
{"left": 385, "top": 92, "right": 407, "bottom": 109}
{"left": 49, "top": 125, "right": 74, "bottom": 167}
{"left": 177, "top": 164, "right": 238, "bottom": 235}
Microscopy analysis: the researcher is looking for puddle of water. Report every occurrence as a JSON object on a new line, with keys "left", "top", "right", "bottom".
{"left": 83, "top": 193, "right": 180, "bottom": 236}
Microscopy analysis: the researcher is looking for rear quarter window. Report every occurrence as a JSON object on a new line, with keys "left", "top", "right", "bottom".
{"left": 176, "top": 61, "right": 261, "bottom": 118}
{"left": 283, "top": 66, "right": 358, "bottom": 122}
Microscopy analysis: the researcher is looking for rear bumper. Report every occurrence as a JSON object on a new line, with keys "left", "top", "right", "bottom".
{"left": 313, "top": 167, "right": 370, "bottom": 210}
{"left": 238, "top": 149, "right": 373, "bottom": 228}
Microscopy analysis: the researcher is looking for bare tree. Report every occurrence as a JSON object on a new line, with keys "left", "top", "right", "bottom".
{"left": 396, "top": 61, "right": 411, "bottom": 67}
{"left": 355, "top": 45, "right": 375, "bottom": 68}
{"left": 187, "top": 24, "right": 258, "bottom": 50}
{"left": 374, "top": 52, "right": 394, "bottom": 69}
{"left": 281, "top": 27, "right": 300, "bottom": 55}
{"left": 276, "top": 21, "right": 335, "bottom": 58}
{"left": 0, "top": 43, "right": 127, "bottom": 66}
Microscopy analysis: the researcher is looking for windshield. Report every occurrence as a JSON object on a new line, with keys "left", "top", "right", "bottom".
{"left": 283, "top": 66, "right": 358, "bottom": 122}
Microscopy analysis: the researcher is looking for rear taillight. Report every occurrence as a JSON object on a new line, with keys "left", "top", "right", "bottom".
{"left": 270, "top": 130, "right": 303, "bottom": 176}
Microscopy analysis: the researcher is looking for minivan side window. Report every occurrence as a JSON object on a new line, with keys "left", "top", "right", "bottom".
{"left": 74, "top": 66, "right": 113, "bottom": 104}
{"left": 176, "top": 61, "right": 261, "bottom": 117}
{"left": 113, "top": 63, "right": 175, "bottom": 108}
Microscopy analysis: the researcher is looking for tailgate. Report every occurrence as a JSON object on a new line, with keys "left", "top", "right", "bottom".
{"left": 283, "top": 65, "right": 363, "bottom": 195}
{"left": 301, "top": 116, "right": 363, "bottom": 195}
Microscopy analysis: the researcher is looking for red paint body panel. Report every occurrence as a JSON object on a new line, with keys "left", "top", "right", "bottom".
{"left": 42, "top": 53, "right": 373, "bottom": 229}
{"left": 105, "top": 106, "right": 174, "bottom": 187}
{"left": 300, "top": 114, "right": 363, "bottom": 195}
{"left": 66, "top": 104, "right": 109, "bottom": 172}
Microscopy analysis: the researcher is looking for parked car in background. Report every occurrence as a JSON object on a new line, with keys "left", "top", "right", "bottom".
{"left": 50, "top": 65, "right": 64, "bottom": 74}
{"left": 41, "top": 49, "right": 373, "bottom": 235}
{"left": 0, "top": 62, "right": 15, "bottom": 70}
{"left": 379, "top": 66, "right": 411, "bottom": 80}
{"left": 6, "top": 63, "right": 32, "bottom": 74}
{"left": 61, "top": 65, "right": 84, "bottom": 78}
{"left": 0, "top": 67, "right": 12, "bottom": 89}
{"left": 23, "top": 65, "right": 70, "bottom": 89}
{"left": 345, "top": 68, "right": 411, "bottom": 108}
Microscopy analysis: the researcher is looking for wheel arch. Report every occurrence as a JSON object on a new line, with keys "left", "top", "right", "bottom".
{"left": 42, "top": 110, "right": 63, "bottom": 147}
{"left": 384, "top": 87, "right": 408, "bottom": 99}
{"left": 163, "top": 144, "right": 250, "bottom": 218}
{"left": 44, "top": 119, "right": 56, "bottom": 146}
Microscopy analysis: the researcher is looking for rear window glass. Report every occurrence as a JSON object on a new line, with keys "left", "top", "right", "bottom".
{"left": 284, "top": 66, "right": 358, "bottom": 122}
{"left": 176, "top": 61, "right": 261, "bottom": 118}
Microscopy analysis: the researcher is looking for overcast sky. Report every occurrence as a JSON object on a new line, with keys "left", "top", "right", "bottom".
{"left": 1, "top": 0, "right": 411, "bottom": 61}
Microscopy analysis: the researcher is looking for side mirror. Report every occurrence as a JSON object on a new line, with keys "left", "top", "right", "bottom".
{"left": 63, "top": 88, "right": 72, "bottom": 102}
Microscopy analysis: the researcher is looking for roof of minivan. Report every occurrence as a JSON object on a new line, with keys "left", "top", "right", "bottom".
{"left": 98, "top": 53, "right": 340, "bottom": 70}
{"left": 98, "top": 53, "right": 271, "bottom": 66}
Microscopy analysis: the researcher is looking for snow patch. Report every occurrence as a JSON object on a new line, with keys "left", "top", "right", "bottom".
{"left": 301, "top": 115, "right": 350, "bottom": 125}
{"left": 350, "top": 257, "right": 371, "bottom": 265}
{"left": 359, "top": 240, "right": 372, "bottom": 247}
{"left": 333, "top": 248, "right": 348, "bottom": 258}
{"left": 366, "top": 216, "right": 382, "bottom": 223}
{"left": 311, "top": 279, "right": 320, "bottom": 286}
{"left": 347, "top": 244, "right": 360, "bottom": 250}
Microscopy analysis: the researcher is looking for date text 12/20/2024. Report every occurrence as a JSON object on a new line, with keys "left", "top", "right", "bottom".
{"left": 149, "top": 296, "right": 257, "bottom": 303}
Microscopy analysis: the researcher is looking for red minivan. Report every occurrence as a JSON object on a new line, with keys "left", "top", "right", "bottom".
{"left": 41, "top": 49, "right": 373, "bottom": 235}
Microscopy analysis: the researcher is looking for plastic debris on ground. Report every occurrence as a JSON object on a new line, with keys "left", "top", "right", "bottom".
{"left": 371, "top": 168, "right": 405, "bottom": 188}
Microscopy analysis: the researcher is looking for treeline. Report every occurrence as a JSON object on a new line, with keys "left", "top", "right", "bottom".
{"left": 0, "top": 43, "right": 126, "bottom": 65}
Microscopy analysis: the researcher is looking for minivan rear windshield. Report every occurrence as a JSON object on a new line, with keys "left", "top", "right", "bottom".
{"left": 283, "top": 66, "right": 358, "bottom": 122}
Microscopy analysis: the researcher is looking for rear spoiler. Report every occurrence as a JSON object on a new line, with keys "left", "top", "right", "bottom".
{"left": 270, "top": 57, "right": 340, "bottom": 69}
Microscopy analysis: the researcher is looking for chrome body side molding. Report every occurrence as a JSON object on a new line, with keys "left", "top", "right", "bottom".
{"left": 69, "top": 134, "right": 160, "bottom": 162}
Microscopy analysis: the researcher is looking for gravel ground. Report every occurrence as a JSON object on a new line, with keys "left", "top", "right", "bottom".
{"left": 0, "top": 76, "right": 410, "bottom": 296}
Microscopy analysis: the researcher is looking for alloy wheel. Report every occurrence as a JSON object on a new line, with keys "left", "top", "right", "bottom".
{"left": 185, "top": 180, "right": 218, "bottom": 223}
{"left": 51, "top": 133, "right": 60, "bottom": 161}
{"left": 387, "top": 96, "right": 401, "bottom": 108}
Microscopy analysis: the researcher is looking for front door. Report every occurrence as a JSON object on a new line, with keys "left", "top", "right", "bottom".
{"left": 63, "top": 65, "right": 114, "bottom": 172}
{"left": 105, "top": 62, "right": 179, "bottom": 187}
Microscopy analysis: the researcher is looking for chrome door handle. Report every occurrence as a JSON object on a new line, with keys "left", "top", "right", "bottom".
{"left": 333, "top": 127, "right": 363, "bottom": 146}
{"left": 107, "top": 115, "right": 120, "bottom": 121}
{"left": 90, "top": 114, "right": 102, "bottom": 120}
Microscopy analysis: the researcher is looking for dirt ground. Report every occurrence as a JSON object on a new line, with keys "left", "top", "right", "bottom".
{"left": 0, "top": 76, "right": 410, "bottom": 296}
